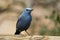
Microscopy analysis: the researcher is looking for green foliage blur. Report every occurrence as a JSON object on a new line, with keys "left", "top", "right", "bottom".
{"left": 39, "top": 10, "right": 60, "bottom": 36}
{"left": 39, "top": 26, "right": 48, "bottom": 35}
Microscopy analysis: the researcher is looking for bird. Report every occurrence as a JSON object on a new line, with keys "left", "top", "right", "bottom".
{"left": 15, "top": 8, "right": 33, "bottom": 35}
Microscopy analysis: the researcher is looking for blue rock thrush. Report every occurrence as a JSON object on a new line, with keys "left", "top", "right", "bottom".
{"left": 15, "top": 8, "right": 33, "bottom": 35}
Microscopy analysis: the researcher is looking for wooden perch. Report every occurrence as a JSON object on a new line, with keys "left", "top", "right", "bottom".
{"left": 0, "top": 35, "right": 60, "bottom": 40}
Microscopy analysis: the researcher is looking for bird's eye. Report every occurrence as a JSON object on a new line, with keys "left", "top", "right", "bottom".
{"left": 26, "top": 9, "right": 29, "bottom": 11}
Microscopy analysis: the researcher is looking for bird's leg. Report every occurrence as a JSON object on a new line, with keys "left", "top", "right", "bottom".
{"left": 25, "top": 30, "right": 30, "bottom": 36}
{"left": 25, "top": 30, "right": 33, "bottom": 40}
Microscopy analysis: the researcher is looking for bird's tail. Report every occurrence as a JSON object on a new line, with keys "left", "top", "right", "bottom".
{"left": 15, "top": 29, "right": 21, "bottom": 35}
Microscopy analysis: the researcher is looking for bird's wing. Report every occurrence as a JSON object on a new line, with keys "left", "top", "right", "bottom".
{"left": 16, "top": 15, "right": 24, "bottom": 26}
{"left": 16, "top": 15, "right": 31, "bottom": 27}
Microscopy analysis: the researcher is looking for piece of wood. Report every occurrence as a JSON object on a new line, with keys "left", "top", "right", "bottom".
{"left": 0, "top": 35, "right": 60, "bottom": 40}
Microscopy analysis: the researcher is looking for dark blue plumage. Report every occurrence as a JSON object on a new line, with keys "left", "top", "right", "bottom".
{"left": 15, "top": 8, "right": 33, "bottom": 35}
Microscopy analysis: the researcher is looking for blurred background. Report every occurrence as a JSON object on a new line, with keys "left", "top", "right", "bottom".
{"left": 0, "top": 0, "right": 60, "bottom": 36}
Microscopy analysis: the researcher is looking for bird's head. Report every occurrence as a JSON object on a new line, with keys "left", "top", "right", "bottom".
{"left": 24, "top": 8, "right": 33, "bottom": 14}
